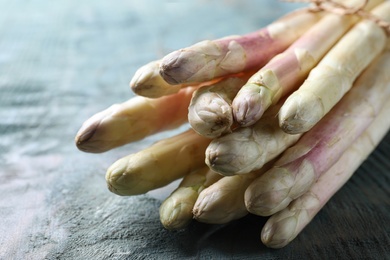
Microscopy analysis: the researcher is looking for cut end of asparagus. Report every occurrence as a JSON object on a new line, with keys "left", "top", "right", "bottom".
{"left": 279, "top": 92, "right": 324, "bottom": 134}
{"left": 232, "top": 83, "right": 271, "bottom": 127}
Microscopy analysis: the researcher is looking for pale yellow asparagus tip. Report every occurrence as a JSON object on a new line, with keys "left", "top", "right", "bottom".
{"left": 278, "top": 93, "right": 324, "bottom": 134}
{"left": 160, "top": 187, "right": 199, "bottom": 230}
{"left": 159, "top": 168, "right": 221, "bottom": 230}
{"left": 106, "top": 130, "right": 211, "bottom": 196}
{"left": 193, "top": 165, "right": 273, "bottom": 224}
{"left": 193, "top": 175, "right": 249, "bottom": 224}
{"left": 75, "top": 102, "right": 143, "bottom": 153}
{"left": 130, "top": 60, "right": 182, "bottom": 98}
{"left": 261, "top": 198, "right": 310, "bottom": 248}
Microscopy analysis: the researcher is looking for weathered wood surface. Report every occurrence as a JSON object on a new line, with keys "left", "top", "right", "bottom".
{"left": 0, "top": 1, "right": 389, "bottom": 259}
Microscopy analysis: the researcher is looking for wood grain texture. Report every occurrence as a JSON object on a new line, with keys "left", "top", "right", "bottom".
{"left": 0, "top": 1, "right": 389, "bottom": 259}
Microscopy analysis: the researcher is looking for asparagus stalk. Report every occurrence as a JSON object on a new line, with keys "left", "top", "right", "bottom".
{"left": 159, "top": 8, "right": 322, "bottom": 84}
{"left": 159, "top": 167, "right": 222, "bottom": 230}
{"left": 245, "top": 46, "right": 390, "bottom": 216}
{"left": 232, "top": 0, "right": 382, "bottom": 127}
{"left": 205, "top": 102, "right": 302, "bottom": 176}
{"left": 188, "top": 75, "right": 250, "bottom": 138}
{"left": 261, "top": 100, "right": 390, "bottom": 249}
{"left": 75, "top": 86, "right": 197, "bottom": 153}
{"left": 279, "top": 1, "right": 390, "bottom": 134}
{"left": 106, "top": 129, "right": 211, "bottom": 196}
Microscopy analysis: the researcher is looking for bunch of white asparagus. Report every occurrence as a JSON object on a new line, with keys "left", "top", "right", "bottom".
{"left": 75, "top": 0, "right": 390, "bottom": 248}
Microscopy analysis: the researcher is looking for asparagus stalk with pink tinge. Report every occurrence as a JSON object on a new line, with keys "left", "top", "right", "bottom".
{"left": 245, "top": 45, "right": 390, "bottom": 217}
{"left": 261, "top": 100, "right": 390, "bottom": 249}
{"left": 232, "top": 0, "right": 382, "bottom": 127}
{"left": 75, "top": 86, "right": 198, "bottom": 153}
{"left": 159, "top": 9, "right": 322, "bottom": 85}
{"left": 279, "top": 1, "right": 390, "bottom": 134}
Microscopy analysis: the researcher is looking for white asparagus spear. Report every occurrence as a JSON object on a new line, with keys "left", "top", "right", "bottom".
{"left": 261, "top": 100, "right": 390, "bottom": 249}
{"left": 106, "top": 129, "right": 211, "bottom": 196}
{"left": 159, "top": 8, "right": 322, "bottom": 84}
{"left": 245, "top": 45, "right": 390, "bottom": 217}
{"left": 231, "top": 0, "right": 383, "bottom": 127}
{"left": 75, "top": 86, "right": 197, "bottom": 153}
{"left": 278, "top": 1, "right": 390, "bottom": 134}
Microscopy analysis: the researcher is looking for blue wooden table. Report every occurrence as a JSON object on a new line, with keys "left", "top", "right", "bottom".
{"left": 0, "top": 1, "right": 389, "bottom": 259}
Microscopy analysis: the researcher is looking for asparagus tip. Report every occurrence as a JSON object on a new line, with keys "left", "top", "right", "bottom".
{"left": 205, "top": 151, "right": 237, "bottom": 176}
{"left": 279, "top": 93, "right": 323, "bottom": 134}
{"left": 232, "top": 83, "right": 269, "bottom": 127}
{"left": 245, "top": 170, "right": 295, "bottom": 216}
{"left": 189, "top": 97, "right": 233, "bottom": 138}
{"left": 75, "top": 120, "right": 101, "bottom": 153}
{"left": 261, "top": 221, "right": 290, "bottom": 249}
{"left": 159, "top": 50, "right": 185, "bottom": 85}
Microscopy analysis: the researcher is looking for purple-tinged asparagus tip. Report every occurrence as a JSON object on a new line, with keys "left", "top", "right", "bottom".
{"left": 232, "top": 83, "right": 270, "bottom": 127}
{"left": 75, "top": 111, "right": 110, "bottom": 153}
{"left": 160, "top": 49, "right": 207, "bottom": 85}
{"left": 75, "top": 122, "right": 99, "bottom": 152}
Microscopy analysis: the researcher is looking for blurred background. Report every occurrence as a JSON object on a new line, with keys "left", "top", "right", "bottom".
{"left": 0, "top": 1, "right": 389, "bottom": 259}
